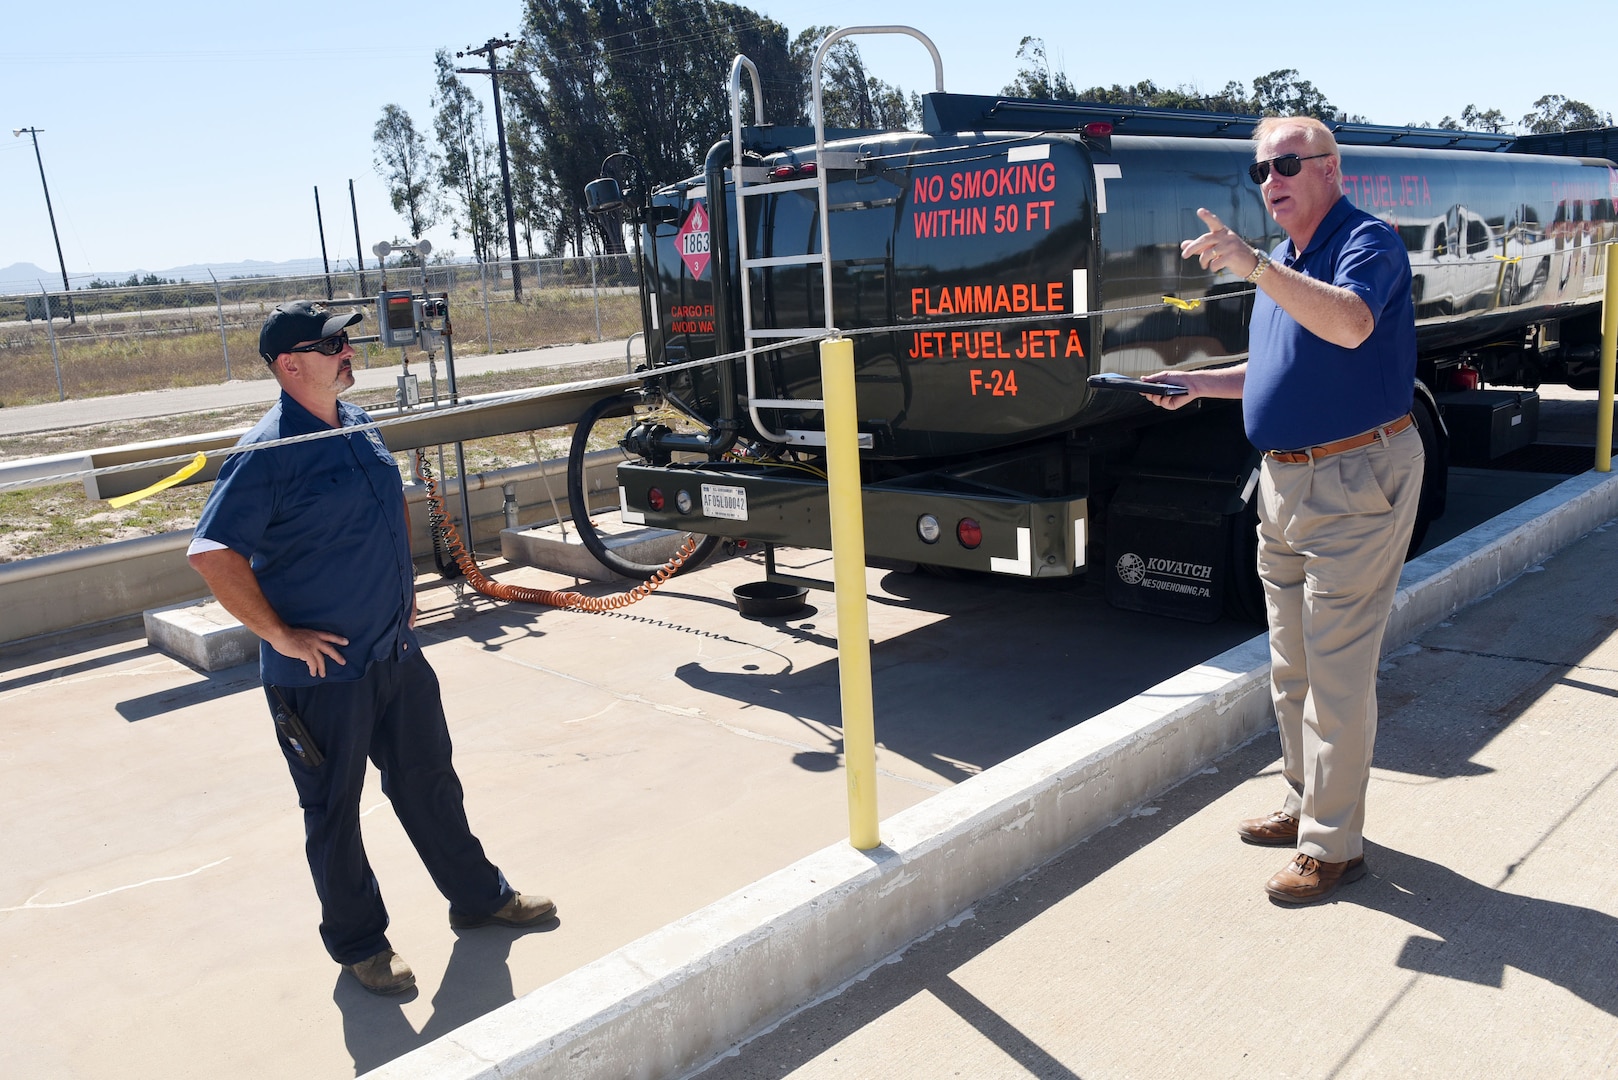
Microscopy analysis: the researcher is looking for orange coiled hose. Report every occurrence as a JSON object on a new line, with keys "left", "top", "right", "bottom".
{"left": 412, "top": 449, "right": 699, "bottom": 612}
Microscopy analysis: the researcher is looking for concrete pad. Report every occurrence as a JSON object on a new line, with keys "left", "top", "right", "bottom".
{"left": 361, "top": 471, "right": 1618, "bottom": 1078}
{"left": 143, "top": 598, "right": 259, "bottom": 672}
{"left": 701, "top": 517, "right": 1618, "bottom": 1077}
{"left": 500, "top": 518, "right": 691, "bottom": 581}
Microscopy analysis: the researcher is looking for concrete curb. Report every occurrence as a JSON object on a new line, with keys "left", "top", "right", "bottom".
{"left": 367, "top": 469, "right": 1618, "bottom": 1080}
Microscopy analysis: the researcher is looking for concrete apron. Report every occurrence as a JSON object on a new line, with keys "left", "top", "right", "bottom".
{"left": 369, "top": 469, "right": 1618, "bottom": 1080}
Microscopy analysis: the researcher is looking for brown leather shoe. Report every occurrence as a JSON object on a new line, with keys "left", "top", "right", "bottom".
{"left": 1237, "top": 810, "right": 1299, "bottom": 846}
{"left": 449, "top": 891, "right": 558, "bottom": 930}
{"left": 1265, "top": 853, "right": 1366, "bottom": 904}
{"left": 343, "top": 948, "right": 416, "bottom": 995}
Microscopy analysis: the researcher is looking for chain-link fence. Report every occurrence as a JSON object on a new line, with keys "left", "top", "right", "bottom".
{"left": 0, "top": 254, "right": 643, "bottom": 406}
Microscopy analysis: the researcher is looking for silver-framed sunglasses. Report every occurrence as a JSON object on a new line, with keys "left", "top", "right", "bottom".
{"left": 1248, "top": 152, "right": 1330, "bottom": 184}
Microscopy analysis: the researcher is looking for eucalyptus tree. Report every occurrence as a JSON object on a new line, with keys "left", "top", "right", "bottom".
{"left": 371, "top": 104, "right": 438, "bottom": 240}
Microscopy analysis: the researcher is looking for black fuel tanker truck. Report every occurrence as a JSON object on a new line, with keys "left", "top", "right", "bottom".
{"left": 570, "top": 27, "right": 1617, "bottom": 621}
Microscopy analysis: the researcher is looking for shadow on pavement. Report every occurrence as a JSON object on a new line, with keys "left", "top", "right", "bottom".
{"left": 337, "top": 918, "right": 561, "bottom": 1076}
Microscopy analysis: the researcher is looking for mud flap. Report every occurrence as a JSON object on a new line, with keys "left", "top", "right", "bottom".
{"left": 1104, "top": 479, "right": 1230, "bottom": 622}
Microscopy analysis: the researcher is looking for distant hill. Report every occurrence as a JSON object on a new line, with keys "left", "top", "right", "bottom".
{"left": 0, "top": 256, "right": 359, "bottom": 295}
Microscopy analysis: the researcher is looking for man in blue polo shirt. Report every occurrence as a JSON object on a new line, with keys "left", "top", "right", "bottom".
{"left": 1147, "top": 117, "right": 1424, "bottom": 904}
{"left": 188, "top": 301, "right": 556, "bottom": 994}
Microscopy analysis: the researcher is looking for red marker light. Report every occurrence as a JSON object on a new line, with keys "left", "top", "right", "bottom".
{"left": 1083, "top": 122, "right": 1114, "bottom": 138}
{"left": 957, "top": 518, "right": 982, "bottom": 549}
{"left": 771, "top": 165, "right": 796, "bottom": 179}
{"left": 647, "top": 488, "right": 666, "bottom": 512}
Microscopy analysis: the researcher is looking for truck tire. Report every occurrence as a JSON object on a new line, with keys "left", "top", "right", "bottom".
{"left": 566, "top": 393, "right": 721, "bottom": 579}
{"left": 1406, "top": 396, "right": 1445, "bottom": 558}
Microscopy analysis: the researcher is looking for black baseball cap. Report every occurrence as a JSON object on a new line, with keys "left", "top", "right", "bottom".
{"left": 259, "top": 301, "right": 364, "bottom": 364}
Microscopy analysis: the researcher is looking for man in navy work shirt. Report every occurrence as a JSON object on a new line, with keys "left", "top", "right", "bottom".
{"left": 188, "top": 300, "right": 556, "bottom": 994}
{"left": 1146, "top": 116, "right": 1424, "bottom": 904}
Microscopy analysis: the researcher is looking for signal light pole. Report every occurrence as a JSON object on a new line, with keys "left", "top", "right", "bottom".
{"left": 13, "top": 126, "right": 74, "bottom": 323}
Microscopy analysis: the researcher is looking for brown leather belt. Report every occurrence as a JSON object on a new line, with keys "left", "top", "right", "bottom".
{"left": 1265, "top": 413, "right": 1414, "bottom": 464}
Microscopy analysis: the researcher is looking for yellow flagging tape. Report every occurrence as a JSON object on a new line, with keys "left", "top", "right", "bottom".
{"left": 1161, "top": 295, "right": 1202, "bottom": 311}
{"left": 107, "top": 452, "right": 209, "bottom": 508}
{"left": 1490, "top": 254, "right": 1522, "bottom": 263}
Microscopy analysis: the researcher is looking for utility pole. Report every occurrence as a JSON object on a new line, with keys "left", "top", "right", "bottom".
{"left": 457, "top": 36, "right": 523, "bottom": 302}
{"left": 349, "top": 179, "right": 366, "bottom": 296}
{"left": 313, "top": 186, "right": 333, "bottom": 300}
{"left": 13, "top": 126, "right": 74, "bottom": 323}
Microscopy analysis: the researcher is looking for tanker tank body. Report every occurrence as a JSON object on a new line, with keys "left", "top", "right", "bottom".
{"left": 584, "top": 72, "right": 1617, "bottom": 622}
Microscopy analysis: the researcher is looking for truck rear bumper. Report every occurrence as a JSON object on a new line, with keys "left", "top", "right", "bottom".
{"left": 617, "top": 462, "right": 1088, "bottom": 578}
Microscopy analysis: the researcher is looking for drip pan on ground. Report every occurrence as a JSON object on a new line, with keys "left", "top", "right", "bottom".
{"left": 733, "top": 581, "right": 809, "bottom": 618}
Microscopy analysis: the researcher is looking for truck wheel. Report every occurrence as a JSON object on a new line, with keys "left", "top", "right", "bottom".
{"left": 565, "top": 393, "right": 721, "bottom": 579}
{"left": 1406, "top": 398, "right": 1445, "bottom": 559}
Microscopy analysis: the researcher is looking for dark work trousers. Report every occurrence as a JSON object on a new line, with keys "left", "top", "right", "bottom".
{"left": 266, "top": 648, "right": 511, "bottom": 964}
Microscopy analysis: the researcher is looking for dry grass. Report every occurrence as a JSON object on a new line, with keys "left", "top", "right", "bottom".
{"left": 0, "top": 360, "right": 629, "bottom": 563}
{"left": 0, "top": 286, "right": 640, "bottom": 407}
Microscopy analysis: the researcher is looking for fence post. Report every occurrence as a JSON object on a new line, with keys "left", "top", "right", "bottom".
{"left": 591, "top": 254, "right": 602, "bottom": 341}
{"left": 480, "top": 260, "right": 494, "bottom": 354}
{"left": 39, "top": 285, "right": 64, "bottom": 401}
{"left": 209, "top": 272, "right": 231, "bottom": 380}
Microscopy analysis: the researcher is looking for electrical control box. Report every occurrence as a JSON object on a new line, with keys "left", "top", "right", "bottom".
{"left": 378, "top": 290, "right": 418, "bottom": 347}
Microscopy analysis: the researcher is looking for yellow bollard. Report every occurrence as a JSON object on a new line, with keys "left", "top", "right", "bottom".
{"left": 1599, "top": 243, "right": 1618, "bottom": 473}
{"left": 820, "top": 335, "right": 880, "bottom": 850}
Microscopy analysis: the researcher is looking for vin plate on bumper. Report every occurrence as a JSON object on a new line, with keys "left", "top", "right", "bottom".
{"left": 701, "top": 483, "right": 748, "bottom": 521}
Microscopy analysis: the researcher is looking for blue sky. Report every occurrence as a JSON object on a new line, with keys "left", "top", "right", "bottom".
{"left": 3, "top": 0, "right": 1613, "bottom": 285}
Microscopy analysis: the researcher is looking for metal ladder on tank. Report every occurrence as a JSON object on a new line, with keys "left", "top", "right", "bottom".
{"left": 726, "top": 26, "right": 944, "bottom": 449}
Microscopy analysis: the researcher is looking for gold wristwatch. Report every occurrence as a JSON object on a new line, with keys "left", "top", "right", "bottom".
{"left": 1245, "top": 249, "right": 1270, "bottom": 284}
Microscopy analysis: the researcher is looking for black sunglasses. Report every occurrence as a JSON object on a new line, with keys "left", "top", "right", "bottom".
{"left": 289, "top": 331, "right": 350, "bottom": 356}
{"left": 1248, "top": 152, "right": 1330, "bottom": 184}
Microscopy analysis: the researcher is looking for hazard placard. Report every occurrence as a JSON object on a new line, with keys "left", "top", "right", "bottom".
{"left": 676, "top": 202, "right": 711, "bottom": 279}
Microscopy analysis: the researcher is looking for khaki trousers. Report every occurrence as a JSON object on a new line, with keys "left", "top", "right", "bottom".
{"left": 1257, "top": 423, "right": 1423, "bottom": 863}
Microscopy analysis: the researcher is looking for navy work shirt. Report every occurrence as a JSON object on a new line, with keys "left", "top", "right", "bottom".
{"left": 194, "top": 392, "right": 418, "bottom": 686}
{"left": 1244, "top": 196, "right": 1417, "bottom": 451}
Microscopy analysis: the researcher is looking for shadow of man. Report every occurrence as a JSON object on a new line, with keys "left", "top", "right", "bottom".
{"left": 1354, "top": 843, "right": 1618, "bottom": 1016}
{"left": 335, "top": 916, "right": 561, "bottom": 1075}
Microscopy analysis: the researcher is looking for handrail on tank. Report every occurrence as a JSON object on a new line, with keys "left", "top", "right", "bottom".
{"left": 811, "top": 26, "right": 945, "bottom": 340}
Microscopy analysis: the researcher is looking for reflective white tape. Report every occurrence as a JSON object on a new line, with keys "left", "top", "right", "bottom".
{"left": 619, "top": 487, "right": 646, "bottom": 525}
{"left": 1093, "top": 164, "right": 1122, "bottom": 214}
{"left": 1075, "top": 518, "right": 1087, "bottom": 569}
{"left": 1072, "top": 269, "right": 1089, "bottom": 314}
{"left": 1008, "top": 144, "right": 1050, "bottom": 162}
{"left": 989, "top": 526, "right": 1033, "bottom": 576}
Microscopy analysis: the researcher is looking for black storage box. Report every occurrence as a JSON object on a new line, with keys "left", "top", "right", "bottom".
{"left": 1435, "top": 390, "right": 1538, "bottom": 466}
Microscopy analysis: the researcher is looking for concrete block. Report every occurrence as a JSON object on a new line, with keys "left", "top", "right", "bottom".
{"left": 501, "top": 519, "right": 690, "bottom": 581}
{"left": 143, "top": 598, "right": 258, "bottom": 672}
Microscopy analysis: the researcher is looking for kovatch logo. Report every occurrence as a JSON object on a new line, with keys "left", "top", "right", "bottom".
{"left": 1116, "top": 552, "right": 1212, "bottom": 598}
{"left": 677, "top": 201, "right": 711, "bottom": 280}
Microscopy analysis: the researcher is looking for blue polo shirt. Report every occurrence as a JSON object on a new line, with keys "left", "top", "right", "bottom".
{"left": 194, "top": 392, "right": 418, "bottom": 686}
{"left": 1244, "top": 196, "right": 1416, "bottom": 451}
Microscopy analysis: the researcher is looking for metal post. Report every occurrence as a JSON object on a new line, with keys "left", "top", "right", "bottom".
{"left": 39, "top": 285, "right": 63, "bottom": 401}
{"left": 591, "top": 254, "right": 601, "bottom": 341}
{"left": 314, "top": 186, "right": 333, "bottom": 301}
{"left": 820, "top": 335, "right": 879, "bottom": 851}
{"left": 480, "top": 260, "right": 494, "bottom": 354}
{"left": 349, "top": 179, "right": 367, "bottom": 297}
{"left": 1597, "top": 243, "right": 1618, "bottom": 472}
{"left": 209, "top": 271, "right": 230, "bottom": 380}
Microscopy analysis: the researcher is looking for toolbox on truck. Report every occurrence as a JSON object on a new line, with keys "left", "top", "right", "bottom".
{"left": 1435, "top": 390, "right": 1539, "bottom": 466}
